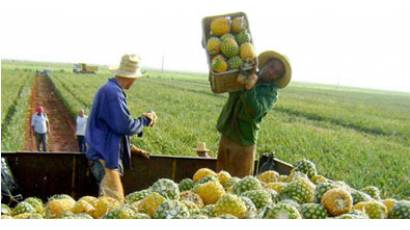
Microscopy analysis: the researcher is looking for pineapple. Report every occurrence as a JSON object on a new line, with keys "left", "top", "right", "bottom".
{"left": 217, "top": 170, "right": 231, "bottom": 188}
{"left": 354, "top": 200, "right": 387, "bottom": 219}
{"left": 293, "top": 159, "right": 318, "bottom": 179}
{"left": 227, "top": 56, "right": 243, "bottom": 70}
{"left": 262, "top": 203, "right": 302, "bottom": 219}
{"left": 206, "top": 37, "right": 221, "bottom": 56}
{"left": 151, "top": 178, "right": 180, "bottom": 200}
{"left": 1, "top": 204, "right": 12, "bottom": 216}
{"left": 239, "top": 42, "right": 256, "bottom": 61}
{"left": 241, "top": 196, "right": 257, "bottom": 218}
{"left": 154, "top": 200, "right": 190, "bottom": 219}
{"left": 300, "top": 203, "right": 328, "bottom": 219}
{"left": 179, "top": 191, "right": 204, "bottom": 208}
{"left": 104, "top": 205, "right": 138, "bottom": 219}
{"left": 211, "top": 55, "right": 228, "bottom": 73}
{"left": 221, "top": 38, "right": 239, "bottom": 58}
{"left": 314, "top": 182, "right": 337, "bottom": 203}
{"left": 12, "top": 201, "right": 36, "bottom": 216}
{"left": 382, "top": 198, "right": 397, "bottom": 214}
{"left": 311, "top": 175, "right": 328, "bottom": 185}
{"left": 350, "top": 190, "right": 372, "bottom": 205}
{"left": 178, "top": 178, "right": 194, "bottom": 192}
{"left": 92, "top": 196, "right": 121, "bottom": 219}
{"left": 125, "top": 189, "right": 152, "bottom": 204}
{"left": 194, "top": 180, "right": 225, "bottom": 205}
{"left": 388, "top": 200, "right": 410, "bottom": 219}
{"left": 361, "top": 186, "right": 381, "bottom": 200}
{"left": 210, "top": 17, "right": 231, "bottom": 36}
{"left": 193, "top": 168, "right": 217, "bottom": 182}
{"left": 280, "top": 177, "right": 315, "bottom": 204}
{"left": 242, "top": 190, "right": 272, "bottom": 209}
{"left": 232, "top": 176, "right": 263, "bottom": 195}
{"left": 231, "top": 16, "right": 246, "bottom": 33}
{"left": 264, "top": 182, "right": 287, "bottom": 193}
{"left": 214, "top": 194, "right": 247, "bottom": 218}
{"left": 137, "top": 192, "right": 166, "bottom": 217}
{"left": 257, "top": 170, "right": 280, "bottom": 184}
{"left": 235, "top": 31, "right": 251, "bottom": 45}
{"left": 24, "top": 197, "right": 45, "bottom": 215}
{"left": 321, "top": 188, "right": 353, "bottom": 216}
{"left": 45, "top": 198, "right": 76, "bottom": 218}
{"left": 72, "top": 198, "right": 96, "bottom": 216}
{"left": 220, "top": 33, "right": 235, "bottom": 41}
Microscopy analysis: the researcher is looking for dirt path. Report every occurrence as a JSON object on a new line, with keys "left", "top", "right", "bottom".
{"left": 24, "top": 75, "right": 79, "bottom": 152}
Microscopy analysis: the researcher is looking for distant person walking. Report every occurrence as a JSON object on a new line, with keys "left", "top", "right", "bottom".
{"left": 76, "top": 109, "right": 88, "bottom": 153}
{"left": 31, "top": 106, "right": 51, "bottom": 152}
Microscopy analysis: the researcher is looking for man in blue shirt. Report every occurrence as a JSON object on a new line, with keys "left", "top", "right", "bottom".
{"left": 86, "top": 54, "right": 157, "bottom": 202}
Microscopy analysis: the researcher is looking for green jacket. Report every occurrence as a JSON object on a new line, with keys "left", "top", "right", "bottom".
{"left": 216, "top": 83, "right": 278, "bottom": 146}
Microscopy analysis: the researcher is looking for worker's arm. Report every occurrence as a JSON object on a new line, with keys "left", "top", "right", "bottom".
{"left": 104, "top": 92, "right": 150, "bottom": 136}
{"left": 239, "top": 84, "right": 278, "bottom": 120}
{"left": 46, "top": 115, "right": 52, "bottom": 135}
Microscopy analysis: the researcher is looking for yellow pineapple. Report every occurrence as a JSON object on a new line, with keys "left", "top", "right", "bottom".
{"left": 210, "top": 17, "right": 230, "bottom": 36}
{"left": 194, "top": 180, "right": 225, "bottom": 205}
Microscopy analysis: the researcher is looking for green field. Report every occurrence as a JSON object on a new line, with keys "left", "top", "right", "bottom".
{"left": 1, "top": 67, "right": 34, "bottom": 150}
{"left": 1, "top": 60, "right": 410, "bottom": 199}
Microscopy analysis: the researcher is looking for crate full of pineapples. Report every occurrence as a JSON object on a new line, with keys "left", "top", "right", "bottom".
{"left": 202, "top": 12, "right": 257, "bottom": 94}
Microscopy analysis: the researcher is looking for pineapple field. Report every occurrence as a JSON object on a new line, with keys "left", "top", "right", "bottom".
{"left": 1, "top": 60, "right": 410, "bottom": 219}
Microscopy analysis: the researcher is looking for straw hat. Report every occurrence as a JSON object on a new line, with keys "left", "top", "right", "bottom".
{"left": 258, "top": 50, "right": 292, "bottom": 89}
{"left": 194, "top": 142, "right": 210, "bottom": 152}
{"left": 112, "top": 54, "right": 143, "bottom": 79}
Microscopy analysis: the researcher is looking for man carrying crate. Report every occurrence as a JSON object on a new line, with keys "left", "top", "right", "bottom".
{"left": 216, "top": 50, "right": 291, "bottom": 177}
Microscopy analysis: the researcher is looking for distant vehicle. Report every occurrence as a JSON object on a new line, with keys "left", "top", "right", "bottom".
{"left": 73, "top": 63, "right": 98, "bottom": 74}
{"left": 36, "top": 69, "right": 51, "bottom": 77}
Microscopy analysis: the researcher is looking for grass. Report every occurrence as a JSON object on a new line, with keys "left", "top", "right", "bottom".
{"left": 1, "top": 60, "right": 410, "bottom": 199}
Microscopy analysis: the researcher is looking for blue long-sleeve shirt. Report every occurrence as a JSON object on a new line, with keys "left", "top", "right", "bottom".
{"left": 85, "top": 78, "right": 149, "bottom": 169}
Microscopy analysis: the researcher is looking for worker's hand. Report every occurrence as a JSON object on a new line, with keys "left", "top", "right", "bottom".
{"left": 130, "top": 144, "right": 150, "bottom": 159}
{"left": 244, "top": 73, "right": 258, "bottom": 90}
{"left": 143, "top": 111, "right": 158, "bottom": 127}
{"left": 237, "top": 73, "right": 247, "bottom": 85}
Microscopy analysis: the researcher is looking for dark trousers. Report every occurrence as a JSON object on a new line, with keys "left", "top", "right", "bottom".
{"left": 35, "top": 133, "right": 47, "bottom": 152}
{"left": 77, "top": 135, "right": 87, "bottom": 153}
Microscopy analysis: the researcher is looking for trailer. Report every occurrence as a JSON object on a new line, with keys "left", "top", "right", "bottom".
{"left": 73, "top": 63, "right": 98, "bottom": 74}
{"left": 1, "top": 151, "right": 293, "bottom": 202}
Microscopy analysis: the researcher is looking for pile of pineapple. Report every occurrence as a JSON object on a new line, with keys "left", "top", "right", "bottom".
{"left": 206, "top": 16, "right": 257, "bottom": 73}
{"left": 1, "top": 159, "right": 410, "bottom": 219}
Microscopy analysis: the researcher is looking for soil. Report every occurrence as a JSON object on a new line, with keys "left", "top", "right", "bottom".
{"left": 24, "top": 76, "right": 79, "bottom": 152}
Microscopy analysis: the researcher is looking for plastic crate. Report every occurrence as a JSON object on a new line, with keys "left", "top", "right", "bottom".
{"left": 202, "top": 12, "right": 256, "bottom": 94}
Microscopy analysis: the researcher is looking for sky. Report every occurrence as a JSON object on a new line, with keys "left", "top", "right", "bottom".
{"left": 1, "top": 0, "right": 409, "bottom": 92}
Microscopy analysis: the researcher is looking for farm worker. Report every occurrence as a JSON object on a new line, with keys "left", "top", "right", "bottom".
{"left": 75, "top": 109, "right": 88, "bottom": 153}
{"left": 216, "top": 50, "right": 291, "bottom": 177}
{"left": 31, "top": 105, "right": 51, "bottom": 152}
{"left": 194, "top": 142, "right": 211, "bottom": 158}
{"left": 85, "top": 54, "right": 158, "bottom": 202}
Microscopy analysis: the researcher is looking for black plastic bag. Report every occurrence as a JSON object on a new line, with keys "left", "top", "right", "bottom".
{"left": 1, "top": 157, "right": 23, "bottom": 205}
{"left": 257, "top": 152, "right": 276, "bottom": 175}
